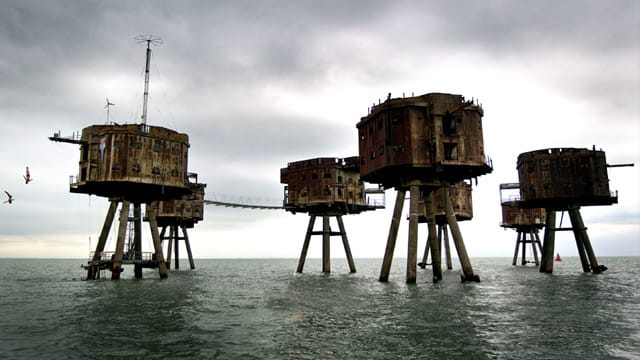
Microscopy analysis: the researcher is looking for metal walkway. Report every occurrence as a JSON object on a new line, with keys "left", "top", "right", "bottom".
{"left": 203, "top": 199, "right": 284, "bottom": 210}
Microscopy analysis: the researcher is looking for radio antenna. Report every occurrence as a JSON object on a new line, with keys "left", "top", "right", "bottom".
{"left": 135, "top": 35, "right": 163, "bottom": 126}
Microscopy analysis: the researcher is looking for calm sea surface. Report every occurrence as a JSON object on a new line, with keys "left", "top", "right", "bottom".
{"left": 0, "top": 257, "right": 638, "bottom": 359}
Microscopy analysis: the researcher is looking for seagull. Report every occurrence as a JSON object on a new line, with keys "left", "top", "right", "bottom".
{"left": 4, "top": 191, "right": 14, "bottom": 204}
{"left": 23, "top": 166, "right": 33, "bottom": 184}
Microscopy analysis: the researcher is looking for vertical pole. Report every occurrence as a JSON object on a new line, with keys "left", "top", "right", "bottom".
{"left": 445, "top": 188, "right": 479, "bottom": 282}
{"left": 141, "top": 42, "right": 152, "bottom": 125}
{"left": 112, "top": 201, "right": 130, "bottom": 280}
{"left": 379, "top": 189, "right": 406, "bottom": 282}
{"left": 133, "top": 203, "right": 143, "bottom": 279}
{"left": 174, "top": 224, "right": 180, "bottom": 270}
{"left": 530, "top": 229, "right": 540, "bottom": 265}
{"left": 540, "top": 210, "right": 556, "bottom": 273}
{"left": 147, "top": 202, "right": 168, "bottom": 278}
{"left": 322, "top": 215, "right": 330, "bottom": 273}
{"left": 425, "top": 190, "right": 442, "bottom": 282}
{"left": 296, "top": 215, "right": 316, "bottom": 273}
{"left": 512, "top": 231, "right": 521, "bottom": 266}
{"left": 182, "top": 225, "right": 196, "bottom": 270}
{"left": 337, "top": 216, "right": 356, "bottom": 273}
{"left": 443, "top": 225, "right": 452, "bottom": 270}
{"left": 569, "top": 208, "right": 603, "bottom": 273}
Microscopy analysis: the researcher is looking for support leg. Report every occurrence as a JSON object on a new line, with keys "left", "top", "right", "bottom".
{"left": 182, "top": 226, "right": 196, "bottom": 270}
{"left": 530, "top": 229, "right": 540, "bottom": 266}
{"left": 406, "top": 184, "right": 420, "bottom": 284}
{"left": 425, "top": 190, "right": 442, "bottom": 282}
{"left": 88, "top": 200, "right": 118, "bottom": 279}
{"left": 379, "top": 189, "right": 406, "bottom": 282}
{"left": 512, "top": 231, "right": 521, "bottom": 266}
{"left": 540, "top": 210, "right": 556, "bottom": 273}
{"left": 174, "top": 225, "right": 180, "bottom": 270}
{"left": 337, "top": 216, "right": 356, "bottom": 273}
{"left": 419, "top": 226, "right": 430, "bottom": 269}
{"left": 322, "top": 215, "right": 330, "bottom": 273}
{"left": 133, "top": 203, "right": 143, "bottom": 279}
{"left": 296, "top": 215, "right": 316, "bottom": 273}
{"left": 147, "top": 202, "right": 168, "bottom": 279}
{"left": 443, "top": 225, "right": 452, "bottom": 270}
{"left": 445, "top": 188, "right": 479, "bottom": 282}
{"left": 112, "top": 201, "right": 130, "bottom": 280}
{"left": 521, "top": 231, "right": 527, "bottom": 265}
{"left": 569, "top": 208, "right": 605, "bottom": 273}
{"left": 166, "top": 226, "right": 174, "bottom": 270}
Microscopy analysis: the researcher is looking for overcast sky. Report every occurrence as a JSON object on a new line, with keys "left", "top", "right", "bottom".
{"left": 1, "top": 1, "right": 638, "bottom": 264}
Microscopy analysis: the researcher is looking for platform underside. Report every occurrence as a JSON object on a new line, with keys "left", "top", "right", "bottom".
{"left": 362, "top": 163, "right": 493, "bottom": 189}
{"left": 71, "top": 181, "right": 190, "bottom": 202}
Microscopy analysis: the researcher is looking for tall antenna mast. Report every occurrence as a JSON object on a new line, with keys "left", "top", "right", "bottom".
{"left": 135, "top": 35, "right": 163, "bottom": 126}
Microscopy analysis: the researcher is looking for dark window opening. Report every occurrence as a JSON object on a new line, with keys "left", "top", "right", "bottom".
{"left": 443, "top": 114, "right": 457, "bottom": 135}
{"left": 444, "top": 143, "right": 458, "bottom": 160}
{"left": 323, "top": 172, "right": 331, "bottom": 179}
{"left": 81, "top": 145, "right": 89, "bottom": 162}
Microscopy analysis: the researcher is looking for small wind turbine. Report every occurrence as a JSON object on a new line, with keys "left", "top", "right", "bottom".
{"left": 105, "top": 98, "right": 115, "bottom": 124}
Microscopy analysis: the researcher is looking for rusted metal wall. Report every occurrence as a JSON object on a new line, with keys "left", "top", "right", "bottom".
{"left": 517, "top": 147, "right": 616, "bottom": 207}
{"left": 157, "top": 182, "right": 206, "bottom": 228}
{"left": 418, "top": 182, "right": 473, "bottom": 223}
{"left": 280, "top": 156, "right": 373, "bottom": 214}
{"left": 356, "top": 93, "right": 492, "bottom": 187}
{"left": 500, "top": 202, "right": 545, "bottom": 228}
{"left": 72, "top": 124, "right": 189, "bottom": 201}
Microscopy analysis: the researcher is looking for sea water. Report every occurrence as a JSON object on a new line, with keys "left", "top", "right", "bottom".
{"left": 0, "top": 257, "right": 638, "bottom": 359}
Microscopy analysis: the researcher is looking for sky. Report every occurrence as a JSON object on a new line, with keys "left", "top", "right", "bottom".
{"left": 1, "top": 0, "right": 639, "bottom": 263}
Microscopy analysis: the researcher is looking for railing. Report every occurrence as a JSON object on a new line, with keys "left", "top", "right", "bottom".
{"left": 88, "top": 251, "right": 157, "bottom": 262}
{"left": 204, "top": 193, "right": 284, "bottom": 210}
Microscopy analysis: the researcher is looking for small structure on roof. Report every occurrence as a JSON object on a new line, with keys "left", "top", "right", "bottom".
{"left": 281, "top": 156, "right": 384, "bottom": 273}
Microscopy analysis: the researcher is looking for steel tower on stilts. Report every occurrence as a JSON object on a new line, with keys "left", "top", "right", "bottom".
{"left": 281, "top": 157, "right": 384, "bottom": 273}
{"left": 499, "top": 183, "right": 545, "bottom": 266}
{"left": 515, "top": 147, "right": 632, "bottom": 273}
{"left": 156, "top": 173, "right": 206, "bottom": 270}
{"left": 418, "top": 182, "right": 473, "bottom": 275}
{"left": 50, "top": 36, "right": 197, "bottom": 279}
{"left": 357, "top": 93, "right": 493, "bottom": 284}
